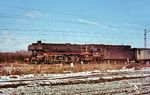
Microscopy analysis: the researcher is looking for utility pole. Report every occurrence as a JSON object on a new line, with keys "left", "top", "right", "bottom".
{"left": 144, "top": 29, "right": 150, "bottom": 48}
{"left": 144, "top": 29, "right": 146, "bottom": 48}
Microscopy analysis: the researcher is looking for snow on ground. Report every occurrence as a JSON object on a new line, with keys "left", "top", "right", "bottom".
{"left": 0, "top": 67, "right": 150, "bottom": 85}
{"left": 0, "top": 67, "right": 150, "bottom": 94}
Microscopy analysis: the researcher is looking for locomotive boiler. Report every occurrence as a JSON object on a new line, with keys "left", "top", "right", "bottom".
{"left": 28, "top": 41, "right": 138, "bottom": 64}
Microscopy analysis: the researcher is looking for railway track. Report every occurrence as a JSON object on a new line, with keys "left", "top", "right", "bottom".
{"left": 1, "top": 68, "right": 150, "bottom": 94}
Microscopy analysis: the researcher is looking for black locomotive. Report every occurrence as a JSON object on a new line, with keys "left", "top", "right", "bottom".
{"left": 28, "top": 41, "right": 150, "bottom": 64}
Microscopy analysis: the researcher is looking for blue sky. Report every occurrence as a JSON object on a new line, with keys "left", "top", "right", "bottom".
{"left": 0, "top": 0, "right": 150, "bottom": 51}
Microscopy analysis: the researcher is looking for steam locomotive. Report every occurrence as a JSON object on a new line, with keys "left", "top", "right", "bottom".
{"left": 28, "top": 41, "right": 150, "bottom": 64}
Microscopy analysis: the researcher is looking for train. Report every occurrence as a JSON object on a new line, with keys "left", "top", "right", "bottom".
{"left": 28, "top": 41, "right": 150, "bottom": 64}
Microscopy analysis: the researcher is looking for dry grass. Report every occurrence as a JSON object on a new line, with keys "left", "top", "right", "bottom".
{"left": 0, "top": 62, "right": 149, "bottom": 76}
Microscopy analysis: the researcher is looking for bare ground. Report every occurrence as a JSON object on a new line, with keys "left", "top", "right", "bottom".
{"left": 0, "top": 66, "right": 150, "bottom": 94}
{"left": 0, "top": 62, "right": 149, "bottom": 75}
{"left": 0, "top": 63, "right": 150, "bottom": 94}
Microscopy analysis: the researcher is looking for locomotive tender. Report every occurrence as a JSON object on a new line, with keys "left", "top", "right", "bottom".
{"left": 28, "top": 41, "right": 150, "bottom": 64}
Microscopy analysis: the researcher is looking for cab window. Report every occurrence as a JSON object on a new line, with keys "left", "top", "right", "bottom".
{"left": 138, "top": 50, "right": 141, "bottom": 55}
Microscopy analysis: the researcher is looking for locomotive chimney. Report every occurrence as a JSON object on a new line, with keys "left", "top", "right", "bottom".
{"left": 37, "top": 40, "right": 42, "bottom": 44}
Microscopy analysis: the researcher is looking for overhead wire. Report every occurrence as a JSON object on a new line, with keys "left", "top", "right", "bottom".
{"left": 0, "top": 5, "right": 147, "bottom": 45}
{"left": 0, "top": 28, "right": 145, "bottom": 38}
